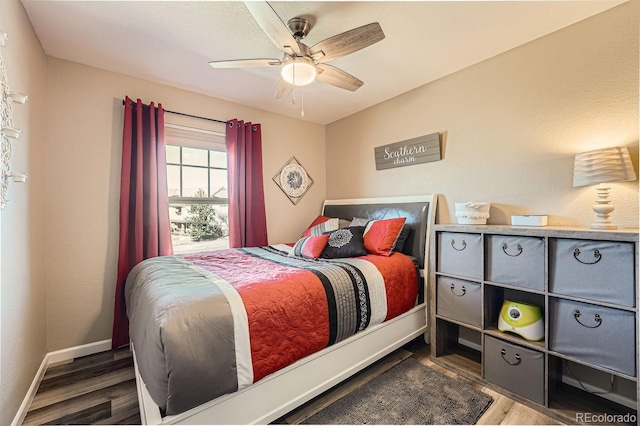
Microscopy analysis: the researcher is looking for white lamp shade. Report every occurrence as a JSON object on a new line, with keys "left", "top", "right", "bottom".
{"left": 281, "top": 56, "right": 316, "bottom": 87}
{"left": 573, "top": 146, "right": 636, "bottom": 187}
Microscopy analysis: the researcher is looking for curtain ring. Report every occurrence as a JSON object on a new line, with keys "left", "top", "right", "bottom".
{"left": 227, "top": 121, "right": 234, "bottom": 128}
{"left": 252, "top": 125, "right": 257, "bottom": 131}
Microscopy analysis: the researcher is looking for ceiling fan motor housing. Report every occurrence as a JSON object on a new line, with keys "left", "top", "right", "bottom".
{"left": 287, "top": 17, "right": 311, "bottom": 40}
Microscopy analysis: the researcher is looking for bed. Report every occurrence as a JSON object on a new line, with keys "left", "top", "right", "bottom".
{"left": 128, "top": 194, "right": 437, "bottom": 425}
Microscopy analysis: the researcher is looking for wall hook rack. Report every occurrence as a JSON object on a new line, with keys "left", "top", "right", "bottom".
{"left": 1, "top": 31, "right": 28, "bottom": 209}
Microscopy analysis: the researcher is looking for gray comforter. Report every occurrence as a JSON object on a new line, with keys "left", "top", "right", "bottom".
{"left": 126, "top": 246, "right": 418, "bottom": 416}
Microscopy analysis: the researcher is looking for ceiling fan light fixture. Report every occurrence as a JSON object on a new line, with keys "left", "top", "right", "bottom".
{"left": 281, "top": 56, "right": 316, "bottom": 87}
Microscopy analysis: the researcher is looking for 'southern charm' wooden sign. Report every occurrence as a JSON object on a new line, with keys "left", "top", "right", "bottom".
{"left": 374, "top": 132, "right": 441, "bottom": 170}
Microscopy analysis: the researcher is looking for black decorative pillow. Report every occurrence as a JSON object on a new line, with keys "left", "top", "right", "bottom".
{"left": 320, "top": 226, "right": 367, "bottom": 259}
{"left": 394, "top": 225, "right": 412, "bottom": 253}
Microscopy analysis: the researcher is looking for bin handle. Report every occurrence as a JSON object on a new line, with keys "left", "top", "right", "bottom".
{"left": 500, "top": 349, "right": 521, "bottom": 366}
{"left": 502, "top": 243, "right": 523, "bottom": 257}
{"left": 451, "top": 239, "right": 466, "bottom": 251}
{"left": 573, "top": 309, "right": 602, "bottom": 328}
{"left": 573, "top": 248, "right": 601, "bottom": 265}
{"left": 450, "top": 283, "right": 466, "bottom": 297}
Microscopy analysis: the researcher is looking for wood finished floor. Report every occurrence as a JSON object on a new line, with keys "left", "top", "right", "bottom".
{"left": 22, "top": 348, "right": 140, "bottom": 425}
{"left": 22, "top": 339, "right": 563, "bottom": 425}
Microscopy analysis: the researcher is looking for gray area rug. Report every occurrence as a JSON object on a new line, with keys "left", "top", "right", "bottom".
{"left": 302, "top": 358, "right": 493, "bottom": 425}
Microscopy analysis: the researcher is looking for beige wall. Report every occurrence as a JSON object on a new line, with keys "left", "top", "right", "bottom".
{"left": 3, "top": 1, "right": 639, "bottom": 422}
{"left": 45, "top": 58, "right": 326, "bottom": 351}
{"left": 0, "top": 0, "right": 48, "bottom": 424}
{"left": 326, "top": 2, "right": 639, "bottom": 229}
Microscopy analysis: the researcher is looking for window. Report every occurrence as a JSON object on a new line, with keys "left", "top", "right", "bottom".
{"left": 165, "top": 121, "right": 229, "bottom": 254}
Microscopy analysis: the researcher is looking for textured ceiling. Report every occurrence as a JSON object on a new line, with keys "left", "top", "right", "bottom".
{"left": 22, "top": 0, "right": 626, "bottom": 124}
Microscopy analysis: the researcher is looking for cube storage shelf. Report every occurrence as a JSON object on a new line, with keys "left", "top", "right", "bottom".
{"left": 429, "top": 224, "right": 639, "bottom": 424}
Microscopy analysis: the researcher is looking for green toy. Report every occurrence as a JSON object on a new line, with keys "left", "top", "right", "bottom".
{"left": 498, "top": 300, "right": 544, "bottom": 341}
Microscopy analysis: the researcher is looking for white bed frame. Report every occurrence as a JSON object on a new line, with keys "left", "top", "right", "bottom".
{"left": 133, "top": 194, "right": 438, "bottom": 425}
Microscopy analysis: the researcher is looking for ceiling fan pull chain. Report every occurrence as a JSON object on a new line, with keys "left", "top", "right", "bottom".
{"left": 301, "top": 86, "right": 305, "bottom": 117}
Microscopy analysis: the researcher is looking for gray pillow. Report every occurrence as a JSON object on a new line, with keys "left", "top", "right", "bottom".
{"left": 349, "top": 217, "right": 369, "bottom": 227}
{"left": 338, "top": 218, "right": 351, "bottom": 228}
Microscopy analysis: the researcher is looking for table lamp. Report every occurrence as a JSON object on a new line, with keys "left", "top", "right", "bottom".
{"left": 573, "top": 146, "right": 636, "bottom": 229}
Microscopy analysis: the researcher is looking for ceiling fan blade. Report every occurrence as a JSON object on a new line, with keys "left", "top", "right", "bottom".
{"left": 209, "top": 58, "right": 281, "bottom": 69}
{"left": 310, "top": 22, "right": 384, "bottom": 63}
{"left": 275, "top": 77, "right": 293, "bottom": 99}
{"left": 316, "top": 64, "right": 363, "bottom": 92}
{"left": 244, "top": 1, "right": 301, "bottom": 55}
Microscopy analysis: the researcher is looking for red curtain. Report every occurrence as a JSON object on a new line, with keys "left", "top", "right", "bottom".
{"left": 112, "top": 97, "right": 173, "bottom": 349}
{"left": 226, "top": 119, "right": 268, "bottom": 248}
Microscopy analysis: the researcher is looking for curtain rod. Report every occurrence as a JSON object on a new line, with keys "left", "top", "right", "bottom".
{"left": 121, "top": 99, "right": 228, "bottom": 125}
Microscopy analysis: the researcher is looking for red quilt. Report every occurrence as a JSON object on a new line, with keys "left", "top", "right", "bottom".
{"left": 126, "top": 245, "right": 418, "bottom": 415}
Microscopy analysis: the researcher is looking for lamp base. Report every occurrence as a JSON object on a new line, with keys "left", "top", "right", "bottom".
{"left": 590, "top": 222, "right": 618, "bottom": 230}
{"left": 590, "top": 185, "right": 617, "bottom": 230}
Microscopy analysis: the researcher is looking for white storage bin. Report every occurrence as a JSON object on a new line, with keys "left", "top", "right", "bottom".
{"left": 455, "top": 202, "right": 490, "bottom": 225}
{"left": 511, "top": 215, "right": 548, "bottom": 227}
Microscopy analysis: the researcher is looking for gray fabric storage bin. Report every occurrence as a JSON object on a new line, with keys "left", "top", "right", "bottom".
{"left": 549, "top": 298, "right": 636, "bottom": 376}
{"left": 436, "top": 276, "right": 481, "bottom": 327}
{"left": 484, "top": 335, "right": 544, "bottom": 404}
{"left": 549, "top": 239, "right": 635, "bottom": 307}
{"left": 486, "top": 235, "right": 544, "bottom": 291}
{"left": 437, "top": 232, "right": 482, "bottom": 279}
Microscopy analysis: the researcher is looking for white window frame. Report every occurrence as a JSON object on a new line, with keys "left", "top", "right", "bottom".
{"left": 165, "top": 120, "right": 229, "bottom": 253}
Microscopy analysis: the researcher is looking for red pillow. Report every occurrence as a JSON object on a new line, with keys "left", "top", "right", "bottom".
{"left": 302, "top": 215, "right": 340, "bottom": 237}
{"left": 289, "top": 235, "right": 330, "bottom": 259}
{"left": 363, "top": 217, "right": 407, "bottom": 256}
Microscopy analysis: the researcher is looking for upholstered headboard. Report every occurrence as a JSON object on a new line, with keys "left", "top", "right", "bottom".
{"left": 322, "top": 195, "right": 438, "bottom": 272}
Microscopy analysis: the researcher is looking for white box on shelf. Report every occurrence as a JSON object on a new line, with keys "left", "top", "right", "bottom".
{"left": 455, "top": 202, "right": 490, "bottom": 225}
{"left": 511, "top": 214, "right": 548, "bottom": 227}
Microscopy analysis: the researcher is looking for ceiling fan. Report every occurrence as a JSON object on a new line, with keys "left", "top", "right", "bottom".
{"left": 209, "top": 1, "right": 385, "bottom": 100}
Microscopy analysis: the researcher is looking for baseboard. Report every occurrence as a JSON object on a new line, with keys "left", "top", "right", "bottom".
{"left": 458, "top": 336, "right": 482, "bottom": 352}
{"left": 47, "top": 339, "right": 112, "bottom": 364}
{"left": 10, "top": 354, "right": 49, "bottom": 426}
{"left": 11, "top": 339, "right": 112, "bottom": 426}
{"left": 562, "top": 375, "right": 637, "bottom": 410}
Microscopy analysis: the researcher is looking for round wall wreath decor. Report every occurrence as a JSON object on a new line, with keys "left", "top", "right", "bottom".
{"left": 273, "top": 156, "right": 314, "bottom": 205}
